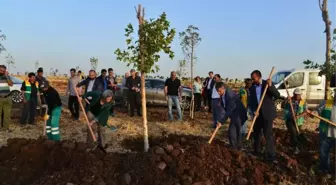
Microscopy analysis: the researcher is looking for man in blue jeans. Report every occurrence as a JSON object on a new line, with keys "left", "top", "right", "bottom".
{"left": 210, "top": 74, "right": 222, "bottom": 128}
{"left": 164, "top": 71, "right": 182, "bottom": 121}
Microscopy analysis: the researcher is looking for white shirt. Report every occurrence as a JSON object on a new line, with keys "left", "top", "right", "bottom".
{"left": 212, "top": 85, "right": 220, "bottom": 99}
{"left": 87, "top": 79, "right": 95, "bottom": 92}
{"left": 207, "top": 78, "right": 213, "bottom": 90}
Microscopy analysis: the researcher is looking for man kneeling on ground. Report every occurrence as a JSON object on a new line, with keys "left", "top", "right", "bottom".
{"left": 80, "top": 90, "right": 114, "bottom": 149}
{"left": 216, "top": 82, "right": 247, "bottom": 150}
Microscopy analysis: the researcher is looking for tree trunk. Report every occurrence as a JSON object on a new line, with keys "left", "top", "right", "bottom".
{"left": 321, "top": 0, "right": 332, "bottom": 100}
{"left": 137, "top": 4, "right": 149, "bottom": 152}
{"left": 190, "top": 43, "right": 194, "bottom": 119}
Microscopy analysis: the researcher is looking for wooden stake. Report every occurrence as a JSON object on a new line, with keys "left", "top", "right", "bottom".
{"left": 246, "top": 67, "right": 275, "bottom": 140}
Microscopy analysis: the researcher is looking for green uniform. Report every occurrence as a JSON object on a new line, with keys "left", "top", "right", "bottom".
{"left": 0, "top": 75, "right": 12, "bottom": 129}
{"left": 284, "top": 98, "right": 307, "bottom": 126}
{"left": 46, "top": 106, "right": 62, "bottom": 141}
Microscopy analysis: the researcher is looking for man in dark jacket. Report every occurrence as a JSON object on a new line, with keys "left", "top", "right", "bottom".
{"left": 80, "top": 90, "right": 113, "bottom": 149}
{"left": 40, "top": 82, "right": 62, "bottom": 141}
{"left": 76, "top": 70, "right": 104, "bottom": 111}
{"left": 126, "top": 69, "right": 141, "bottom": 117}
{"left": 203, "top": 71, "right": 215, "bottom": 113}
{"left": 106, "top": 68, "right": 117, "bottom": 116}
{"left": 215, "top": 82, "right": 247, "bottom": 150}
{"left": 249, "top": 70, "right": 280, "bottom": 162}
{"left": 97, "top": 69, "right": 108, "bottom": 91}
{"left": 36, "top": 67, "right": 48, "bottom": 115}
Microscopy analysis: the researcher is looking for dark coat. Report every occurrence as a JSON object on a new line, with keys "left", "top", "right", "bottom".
{"left": 43, "top": 86, "right": 62, "bottom": 115}
{"left": 249, "top": 80, "right": 280, "bottom": 121}
{"left": 203, "top": 77, "right": 216, "bottom": 97}
{"left": 218, "top": 88, "right": 247, "bottom": 124}
{"left": 76, "top": 77, "right": 104, "bottom": 93}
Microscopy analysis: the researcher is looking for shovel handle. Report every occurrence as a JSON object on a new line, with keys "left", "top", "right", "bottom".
{"left": 309, "top": 113, "right": 336, "bottom": 127}
{"left": 208, "top": 123, "right": 221, "bottom": 144}
{"left": 246, "top": 67, "right": 275, "bottom": 140}
{"left": 73, "top": 84, "right": 97, "bottom": 142}
{"left": 284, "top": 81, "right": 300, "bottom": 134}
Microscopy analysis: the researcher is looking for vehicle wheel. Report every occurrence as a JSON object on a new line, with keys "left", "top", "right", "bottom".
{"left": 181, "top": 97, "right": 191, "bottom": 110}
{"left": 11, "top": 91, "right": 23, "bottom": 104}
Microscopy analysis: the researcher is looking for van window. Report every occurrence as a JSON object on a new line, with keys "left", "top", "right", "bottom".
{"left": 309, "top": 72, "right": 322, "bottom": 85}
{"left": 286, "top": 72, "right": 304, "bottom": 88}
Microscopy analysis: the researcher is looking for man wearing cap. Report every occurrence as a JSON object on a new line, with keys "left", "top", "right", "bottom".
{"left": 79, "top": 90, "right": 114, "bottom": 149}
{"left": 126, "top": 69, "right": 141, "bottom": 117}
{"left": 20, "top": 72, "right": 39, "bottom": 125}
{"left": 284, "top": 88, "right": 308, "bottom": 154}
{"left": 40, "top": 82, "right": 62, "bottom": 141}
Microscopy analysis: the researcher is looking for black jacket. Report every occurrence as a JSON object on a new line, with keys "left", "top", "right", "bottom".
{"left": 43, "top": 86, "right": 62, "bottom": 115}
{"left": 218, "top": 88, "right": 247, "bottom": 124}
{"left": 203, "top": 77, "right": 215, "bottom": 96}
{"left": 126, "top": 76, "right": 141, "bottom": 92}
{"left": 77, "top": 77, "right": 104, "bottom": 93}
{"left": 249, "top": 80, "right": 280, "bottom": 121}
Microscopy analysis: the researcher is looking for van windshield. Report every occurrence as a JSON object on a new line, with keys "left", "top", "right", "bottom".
{"left": 272, "top": 71, "right": 291, "bottom": 84}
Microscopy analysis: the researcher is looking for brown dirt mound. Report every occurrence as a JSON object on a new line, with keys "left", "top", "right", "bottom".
{"left": 0, "top": 129, "right": 335, "bottom": 185}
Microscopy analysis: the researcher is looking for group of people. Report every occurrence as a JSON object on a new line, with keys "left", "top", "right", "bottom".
{"left": 0, "top": 64, "right": 335, "bottom": 175}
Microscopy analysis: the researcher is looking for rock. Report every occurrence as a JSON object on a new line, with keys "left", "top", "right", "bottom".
{"left": 220, "top": 168, "right": 230, "bottom": 176}
{"left": 66, "top": 183, "right": 74, "bottom": 185}
{"left": 236, "top": 177, "right": 248, "bottom": 185}
{"left": 165, "top": 145, "right": 174, "bottom": 153}
{"left": 171, "top": 149, "right": 181, "bottom": 158}
{"left": 157, "top": 161, "right": 167, "bottom": 171}
{"left": 62, "top": 142, "right": 75, "bottom": 149}
{"left": 180, "top": 137, "right": 187, "bottom": 143}
{"left": 124, "top": 173, "right": 131, "bottom": 185}
{"left": 162, "top": 155, "right": 173, "bottom": 163}
{"left": 155, "top": 147, "right": 166, "bottom": 155}
{"left": 181, "top": 175, "right": 192, "bottom": 185}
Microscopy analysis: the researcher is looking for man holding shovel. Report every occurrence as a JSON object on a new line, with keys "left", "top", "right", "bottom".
{"left": 284, "top": 88, "right": 308, "bottom": 154}
{"left": 215, "top": 82, "right": 247, "bottom": 150}
{"left": 79, "top": 90, "right": 114, "bottom": 149}
{"left": 249, "top": 70, "right": 280, "bottom": 162}
{"left": 306, "top": 89, "right": 336, "bottom": 174}
{"left": 40, "top": 82, "right": 62, "bottom": 141}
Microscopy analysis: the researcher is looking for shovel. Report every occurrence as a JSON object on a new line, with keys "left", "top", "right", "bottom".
{"left": 284, "top": 81, "right": 307, "bottom": 142}
{"left": 42, "top": 105, "right": 48, "bottom": 137}
{"left": 208, "top": 122, "right": 221, "bottom": 144}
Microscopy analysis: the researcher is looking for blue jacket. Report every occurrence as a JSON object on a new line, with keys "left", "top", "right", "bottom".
{"left": 218, "top": 88, "right": 247, "bottom": 124}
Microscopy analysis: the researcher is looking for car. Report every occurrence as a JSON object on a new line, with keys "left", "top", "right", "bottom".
{"left": 114, "top": 78, "right": 192, "bottom": 110}
{"left": 9, "top": 76, "right": 24, "bottom": 103}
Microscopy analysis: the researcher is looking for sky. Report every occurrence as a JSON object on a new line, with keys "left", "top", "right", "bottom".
{"left": 0, "top": 0, "right": 335, "bottom": 78}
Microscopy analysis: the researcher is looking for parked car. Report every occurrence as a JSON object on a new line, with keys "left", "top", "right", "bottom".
{"left": 272, "top": 68, "right": 335, "bottom": 112}
{"left": 9, "top": 76, "right": 24, "bottom": 103}
{"left": 114, "top": 78, "right": 192, "bottom": 110}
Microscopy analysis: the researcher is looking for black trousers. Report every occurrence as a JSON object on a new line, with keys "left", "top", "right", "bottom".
{"left": 20, "top": 99, "right": 37, "bottom": 125}
{"left": 202, "top": 90, "right": 207, "bottom": 107}
{"left": 128, "top": 91, "right": 141, "bottom": 116}
{"left": 253, "top": 113, "right": 275, "bottom": 159}
{"left": 207, "top": 90, "right": 212, "bottom": 112}
{"left": 194, "top": 93, "right": 201, "bottom": 111}
{"left": 68, "top": 95, "right": 79, "bottom": 119}
{"left": 285, "top": 120, "right": 300, "bottom": 147}
{"left": 228, "top": 116, "right": 243, "bottom": 150}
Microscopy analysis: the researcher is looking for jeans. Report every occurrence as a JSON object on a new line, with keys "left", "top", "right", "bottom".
{"left": 229, "top": 116, "right": 243, "bottom": 150}
{"left": 168, "top": 95, "right": 182, "bottom": 121}
{"left": 319, "top": 131, "right": 336, "bottom": 172}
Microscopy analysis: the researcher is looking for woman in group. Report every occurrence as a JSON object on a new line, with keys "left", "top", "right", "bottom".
{"left": 193, "top": 76, "right": 203, "bottom": 112}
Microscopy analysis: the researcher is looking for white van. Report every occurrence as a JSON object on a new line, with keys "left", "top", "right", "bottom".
{"left": 272, "top": 69, "right": 335, "bottom": 112}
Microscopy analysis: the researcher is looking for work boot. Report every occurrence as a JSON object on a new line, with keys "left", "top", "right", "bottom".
{"left": 294, "top": 147, "right": 300, "bottom": 155}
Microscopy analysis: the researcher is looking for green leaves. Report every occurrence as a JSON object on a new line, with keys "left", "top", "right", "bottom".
{"left": 115, "top": 11, "right": 175, "bottom": 74}
{"left": 90, "top": 57, "right": 99, "bottom": 71}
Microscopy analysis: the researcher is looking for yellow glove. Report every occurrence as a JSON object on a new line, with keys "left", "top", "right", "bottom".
{"left": 43, "top": 114, "right": 50, "bottom": 121}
